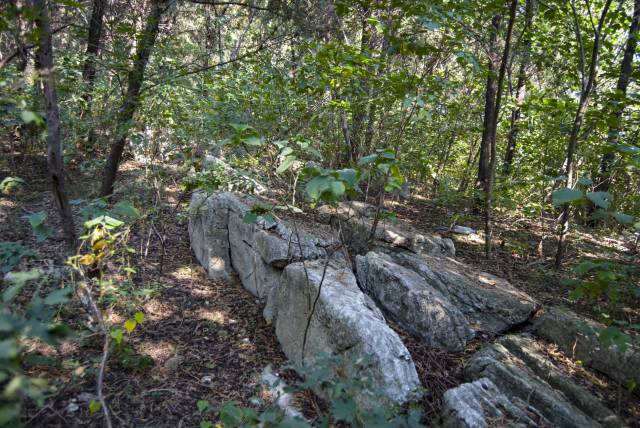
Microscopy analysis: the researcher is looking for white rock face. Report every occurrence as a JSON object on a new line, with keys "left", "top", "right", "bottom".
{"left": 441, "top": 378, "right": 545, "bottom": 428}
{"left": 464, "top": 335, "right": 625, "bottom": 428}
{"left": 268, "top": 260, "right": 421, "bottom": 404}
{"left": 356, "top": 252, "right": 474, "bottom": 351}
{"left": 189, "top": 192, "right": 422, "bottom": 404}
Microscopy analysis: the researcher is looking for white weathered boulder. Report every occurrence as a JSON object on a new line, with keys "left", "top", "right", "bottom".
{"left": 268, "top": 259, "right": 422, "bottom": 403}
{"left": 465, "top": 334, "right": 625, "bottom": 428}
{"left": 319, "top": 202, "right": 455, "bottom": 256}
{"left": 356, "top": 252, "right": 474, "bottom": 351}
{"left": 440, "top": 377, "right": 546, "bottom": 427}
{"left": 533, "top": 307, "right": 640, "bottom": 396}
{"left": 382, "top": 249, "right": 538, "bottom": 334}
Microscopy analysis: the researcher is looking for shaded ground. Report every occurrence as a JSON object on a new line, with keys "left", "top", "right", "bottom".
{"left": 2, "top": 154, "right": 639, "bottom": 426}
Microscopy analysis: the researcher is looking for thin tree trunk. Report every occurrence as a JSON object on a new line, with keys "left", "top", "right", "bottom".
{"left": 593, "top": 0, "right": 639, "bottom": 194}
{"left": 34, "top": 0, "right": 77, "bottom": 249}
{"left": 485, "top": 0, "right": 518, "bottom": 259}
{"left": 555, "top": 0, "right": 613, "bottom": 268}
{"left": 82, "top": 0, "right": 106, "bottom": 100}
{"left": 100, "top": 0, "right": 168, "bottom": 197}
{"left": 476, "top": 14, "right": 502, "bottom": 196}
{"left": 502, "top": 0, "right": 536, "bottom": 175}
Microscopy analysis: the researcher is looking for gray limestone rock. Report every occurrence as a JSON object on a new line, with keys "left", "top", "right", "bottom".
{"left": 356, "top": 252, "right": 474, "bottom": 351}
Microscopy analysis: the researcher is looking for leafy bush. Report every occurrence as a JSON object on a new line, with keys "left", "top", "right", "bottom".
{"left": 197, "top": 354, "right": 424, "bottom": 428}
{"left": 0, "top": 241, "right": 35, "bottom": 274}
{"left": 0, "top": 270, "right": 72, "bottom": 425}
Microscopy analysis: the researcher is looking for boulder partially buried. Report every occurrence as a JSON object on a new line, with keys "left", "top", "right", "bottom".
{"left": 356, "top": 252, "right": 474, "bottom": 351}
{"left": 464, "top": 334, "right": 625, "bottom": 428}
{"left": 440, "top": 377, "right": 547, "bottom": 428}
{"left": 268, "top": 259, "right": 422, "bottom": 403}
{"left": 532, "top": 307, "right": 640, "bottom": 396}
{"left": 318, "top": 202, "right": 455, "bottom": 256}
{"left": 382, "top": 249, "right": 538, "bottom": 335}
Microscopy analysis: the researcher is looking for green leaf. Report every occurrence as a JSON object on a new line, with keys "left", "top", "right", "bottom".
{"left": 196, "top": 400, "right": 209, "bottom": 413}
{"left": 242, "top": 212, "right": 258, "bottom": 224}
{"left": 84, "top": 215, "right": 124, "bottom": 230}
{"left": 3, "top": 269, "right": 40, "bottom": 302}
{"left": 124, "top": 319, "right": 137, "bottom": 334}
{"left": 586, "top": 191, "right": 613, "bottom": 209}
{"left": 337, "top": 169, "right": 358, "bottom": 187}
{"left": 89, "top": 400, "right": 102, "bottom": 414}
{"left": 110, "top": 328, "right": 123, "bottom": 345}
{"left": 276, "top": 155, "right": 297, "bottom": 174}
{"left": 551, "top": 188, "right": 583, "bottom": 206}
{"left": 134, "top": 311, "right": 144, "bottom": 324}
{"left": 25, "top": 211, "right": 52, "bottom": 242}
{"left": 305, "top": 176, "right": 333, "bottom": 201}
{"left": 357, "top": 154, "right": 378, "bottom": 166}
{"left": 577, "top": 176, "right": 593, "bottom": 186}
{"left": 612, "top": 212, "right": 634, "bottom": 225}
{"left": 243, "top": 135, "right": 262, "bottom": 146}
{"left": 20, "top": 110, "right": 38, "bottom": 124}
{"left": 110, "top": 201, "right": 140, "bottom": 219}
{"left": 199, "top": 421, "right": 212, "bottom": 428}
{"left": 43, "top": 287, "right": 72, "bottom": 306}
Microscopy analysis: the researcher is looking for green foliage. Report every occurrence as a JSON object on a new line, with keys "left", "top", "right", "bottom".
{"left": 0, "top": 241, "right": 36, "bottom": 274}
{"left": 198, "top": 354, "right": 424, "bottom": 428}
{"left": 24, "top": 211, "right": 52, "bottom": 242}
{"left": 0, "top": 270, "right": 71, "bottom": 425}
{"left": 0, "top": 177, "right": 24, "bottom": 195}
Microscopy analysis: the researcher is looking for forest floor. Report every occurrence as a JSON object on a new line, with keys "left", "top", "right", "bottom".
{"left": 1, "top": 153, "right": 639, "bottom": 426}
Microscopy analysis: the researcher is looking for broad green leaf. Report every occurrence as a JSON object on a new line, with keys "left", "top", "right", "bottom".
{"left": 134, "top": 311, "right": 144, "bottom": 324}
{"left": 242, "top": 212, "right": 258, "bottom": 224}
{"left": 124, "top": 319, "right": 137, "bottom": 334}
{"left": 577, "top": 176, "right": 593, "bottom": 186}
{"left": 243, "top": 136, "right": 262, "bottom": 146}
{"left": 89, "top": 400, "right": 102, "bottom": 414}
{"left": 3, "top": 269, "right": 40, "bottom": 302}
{"left": 357, "top": 154, "right": 378, "bottom": 166}
{"left": 199, "top": 421, "right": 212, "bottom": 428}
{"left": 306, "top": 176, "right": 333, "bottom": 200}
{"left": 336, "top": 169, "right": 358, "bottom": 187}
{"left": 276, "top": 155, "right": 297, "bottom": 174}
{"left": 110, "top": 201, "right": 140, "bottom": 219}
{"left": 110, "top": 328, "right": 123, "bottom": 345}
{"left": 196, "top": 400, "right": 209, "bottom": 413}
{"left": 586, "top": 191, "right": 613, "bottom": 209}
{"left": 43, "top": 287, "right": 72, "bottom": 306}
{"left": 551, "top": 188, "right": 583, "bottom": 206}
{"left": 612, "top": 212, "right": 633, "bottom": 225}
{"left": 20, "top": 111, "right": 38, "bottom": 124}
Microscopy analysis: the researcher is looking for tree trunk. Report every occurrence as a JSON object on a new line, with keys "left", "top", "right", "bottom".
{"left": 593, "top": 0, "right": 639, "bottom": 194}
{"left": 502, "top": 0, "right": 536, "bottom": 175}
{"left": 34, "top": 0, "right": 77, "bottom": 249}
{"left": 485, "top": 0, "right": 518, "bottom": 259}
{"left": 82, "top": 0, "right": 106, "bottom": 100}
{"left": 476, "top": 14, "right": 502, "bottom": 195}
{"left": 555, "top": 0, "right": 613, "bottom": 268}
{"left": 100, "top": 0, "right": 168, "bottom": 198}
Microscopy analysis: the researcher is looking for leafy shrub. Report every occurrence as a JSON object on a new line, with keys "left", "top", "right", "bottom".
{"left": 0, "top": 241, "right": 35, "bottom": 274}
{"left": 198, "top": 354, "right": 424, "bottom": 428}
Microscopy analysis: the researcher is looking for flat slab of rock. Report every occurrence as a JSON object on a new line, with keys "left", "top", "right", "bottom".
{"left": 532, "top": 307, "right": 640, "bottom": 396}
{"left": 268, "top": 259, "right": 422, "bottom": 403}
{"left": 189, "top": 191, "right": 329, "bottom": 297}
{"left": 465, "top": 334, "right": 625, "bottom": 428}
{"left": 356, "top": 252, "right": 473, "bottom": 351}
{"left": 382, "top": 248, "right": 538, "bottom": 335}
{"left": 440, "top": 377, "right": 548, "bottom": 427}
{"left": 318, "top": 202, "right": 455, "bottom": 256}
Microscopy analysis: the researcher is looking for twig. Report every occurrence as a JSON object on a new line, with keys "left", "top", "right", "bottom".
{"left": 77, "top": 282, "right": 113, "bottom": 428}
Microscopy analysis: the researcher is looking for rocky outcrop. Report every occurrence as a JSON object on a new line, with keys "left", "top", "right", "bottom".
{"left": 440, "top": 377, "right": 547, "bottom": 427}
{"left": 464, "top": 334, "right": 625, "bottom": 428}
{"left": 533, "top": 307, "right": 640, "bottom": 396}
{"left": 189, "top": 192, "right": 421, "bottom": 404}
{"left": 319, "top": 202, "right": 455, "bottom": 256}
{"left": 382, "top": 249, "right": 538, "bottom": 335}
{"left": 356, "top": 252, "right": 473, "bottom": 351}
{"left": 268, "top": 259, "right": 421, "bottom": 403}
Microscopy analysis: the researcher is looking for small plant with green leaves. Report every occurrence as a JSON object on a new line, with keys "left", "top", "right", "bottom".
{"left": 0, "top": 241, "right": 36, "bottom": 274}
{"left": 197, "top": 354, "right": 424, "bottom": 428}
{"left": 0, "top": 269, "right": 72, "bottom": 425}
{"left": 0, "top": 177, "right": 25, "bottom": 195}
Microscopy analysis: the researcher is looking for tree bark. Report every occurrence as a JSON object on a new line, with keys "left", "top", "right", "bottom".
{"left": 502, "top": 0, "right": 536, "bottom": 175}
{"left": 485, "top": 0, "right": 518, "bottom": 259}
{"left": 34, "top": 0, "right": 77, "bottom": 249}
{"left": 476, "top": 14, "right": 502, "bottom": 194}
{"left": 100, "top": 0, "right": 168, "bottom": 197}
{"left": 592, "top": 0, "right": 639, "bottom": 194}
{"left": 82, "top": 0, "right": 106, "bottom": 99}
{"left": 555, "top": 0, "right": 613, "bottom": 268}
